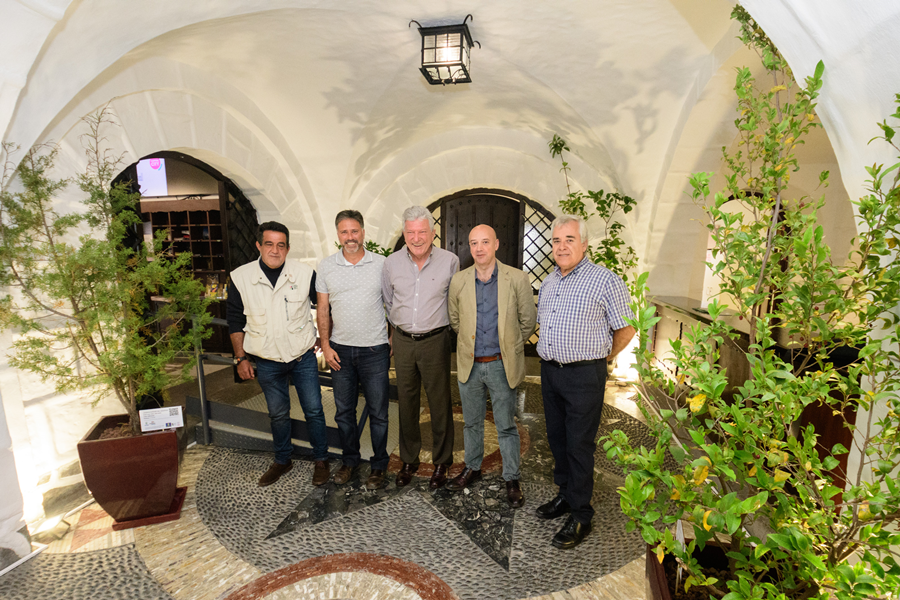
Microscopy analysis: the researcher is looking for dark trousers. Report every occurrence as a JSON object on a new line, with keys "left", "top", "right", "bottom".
{"left": 541, "top": 360, "right": 607, "bottom": 524}
{"left": 330, "top": 342, "right": 391, "bottom": 471}
{"left": 393, "top": 328, "right": 454, "bottom": 466}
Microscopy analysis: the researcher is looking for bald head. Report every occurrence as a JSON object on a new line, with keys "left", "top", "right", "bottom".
{"left": 468, "top": 224, "right": 500, "bottom": 270}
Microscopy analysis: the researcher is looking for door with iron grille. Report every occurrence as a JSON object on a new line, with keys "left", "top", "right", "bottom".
{"left": 441, "top": 193, "right": 524, "bottom": 270}
{"left": 393, "top": 189, "right": 555, "bottom": 355}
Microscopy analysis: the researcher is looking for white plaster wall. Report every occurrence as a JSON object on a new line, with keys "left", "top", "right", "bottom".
{"left": 0, "top": 0, "right": 71, "bottom": 142}
{"left": 740, "top": 1, "right": 900, "bottom": 203}
{"left": 0, "top": 362, "right": 30, "bottom": 561}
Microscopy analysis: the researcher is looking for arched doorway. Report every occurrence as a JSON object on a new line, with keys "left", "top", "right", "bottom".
{"left": 114, "top": 152, "right": 260, "bottom": 353}
{"left": 392, "top": 189, "right": 556, "bottom": 356}
{"left": 392, "top": 188, "right": 556, "bottom": 293}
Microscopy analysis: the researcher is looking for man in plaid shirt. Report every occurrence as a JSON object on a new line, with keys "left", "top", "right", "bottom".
{"left": 535, "top": 214, "right": 635, "bottom": 549}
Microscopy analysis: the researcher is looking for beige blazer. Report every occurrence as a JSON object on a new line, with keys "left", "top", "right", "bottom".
{"left": 448, "top": 260, "right": 537, "bottom": 388}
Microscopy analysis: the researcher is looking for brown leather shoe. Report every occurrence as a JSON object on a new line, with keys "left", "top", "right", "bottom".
{"left": 333, "top": 464, "right": 356, "bottom": 485}
{"left": 506, "top": 479, "right": 525, "bottom": 508}
{"left": 429, "top": 464, "right": 449, "bottom": 490}
{"left": 258, "top": 461, "right": 293, "bottom": 487}
{"left": 366, "top": 469, "right": 385, "bottom": 490}
{"left": 445, "top": 467, "right": 481, "bottom": 491}
{"left": 312, "top": 460, "right": 330, "bottom": 486}
{"left": 395, "top": 463, "right": 418, "bottom": 487}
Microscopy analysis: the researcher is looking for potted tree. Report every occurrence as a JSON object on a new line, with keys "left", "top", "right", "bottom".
{"left": 605, "top": 7, "right": 900, "bottom": 600}
{"left": 0, "top": 108, "right": 211, "bottom": 528}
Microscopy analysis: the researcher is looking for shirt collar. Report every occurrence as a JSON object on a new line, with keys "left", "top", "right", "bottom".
{"left": 403, "top": 245, "right": 433, "bottom": 267}
{"left": 554, "top": 256, "right": 591, "bottom": 277}
{"left": 475, "top": 262, "right": 499, "bottom": 283}
{"left": 336, "top": 249, "right": 372, "bottom": 267}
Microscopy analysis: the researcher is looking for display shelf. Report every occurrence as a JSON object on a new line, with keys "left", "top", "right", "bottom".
{"left": 141, "top": 197, "right": 232, "bottom": 352}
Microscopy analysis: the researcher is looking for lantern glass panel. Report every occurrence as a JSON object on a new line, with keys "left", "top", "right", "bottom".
{"left": 435, "top": 46, "right": 460, "bottom": 64}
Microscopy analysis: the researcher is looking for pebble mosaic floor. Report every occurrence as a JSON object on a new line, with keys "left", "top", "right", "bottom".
{"left": 0, "top": 381, "right": 655, "bottom": 600}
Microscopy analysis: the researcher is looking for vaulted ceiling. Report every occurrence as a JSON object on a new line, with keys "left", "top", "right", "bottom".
{"left": 2, "top": 0, "right": 899, "bottom": 297}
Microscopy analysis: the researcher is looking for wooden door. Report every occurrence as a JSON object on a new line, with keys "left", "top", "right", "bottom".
{"left": 441, "top": 193, "right": 524, "bottom": 270}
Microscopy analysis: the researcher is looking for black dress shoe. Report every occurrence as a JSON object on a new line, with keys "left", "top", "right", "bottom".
{"left": 429, "top": 464, "right": 449, "bottom": 489}
{"left": 536, "top": 494, "right": 570, "bottom": 519}
{"left": 551, "top": 515, "right": 592, "bottom": 549}
{"left": 445, "top": 467, "right": 481, "bottom": 491}
{"left": 506, "top": 480, "right": 524, "bottom": 508}
{"left": 395, "top": 462, "right": 418, "bottom": 487}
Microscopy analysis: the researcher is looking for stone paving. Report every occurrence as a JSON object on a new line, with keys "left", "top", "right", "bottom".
{"left": 0, "top": 380, "right": 655, "bottom": 600}
{"left": 0, "top": 545, "right": 172, "bottom": 600}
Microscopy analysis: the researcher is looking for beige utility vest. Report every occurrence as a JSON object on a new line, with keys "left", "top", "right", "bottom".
{"left": 231, "top": 259, "right": 316, "bottom": 362}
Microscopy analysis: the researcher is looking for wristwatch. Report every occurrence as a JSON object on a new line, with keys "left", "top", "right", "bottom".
{"left": 233, "top": 356, "right": 248, "bottom": 365}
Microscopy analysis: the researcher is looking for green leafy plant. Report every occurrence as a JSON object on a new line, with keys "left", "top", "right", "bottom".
{"left": 548, "top": 134, "right": 637, "bottom": 282}
{"left": 0, "top": 107, "right": 211, "bottom": 435}
{"left": 605, "top": 7, "right": 900, "bottom": 600}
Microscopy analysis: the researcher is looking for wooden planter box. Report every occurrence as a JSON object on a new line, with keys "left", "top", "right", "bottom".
{"left": 645, "top": 542, "right": 732, "bottom": 600}
{"left": 76, "top": 414, "right": 186, "bottom": 530}
{"left": 646, "top": 543, "right": 672, "bottom": 600}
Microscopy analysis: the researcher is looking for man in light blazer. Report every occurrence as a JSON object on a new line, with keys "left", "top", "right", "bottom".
{"left": 447, "top": 224, "right": 537, "bottom": 507}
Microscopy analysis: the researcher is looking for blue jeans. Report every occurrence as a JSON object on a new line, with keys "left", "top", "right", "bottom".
{"left": 254, "top": 349, "right": 327, "bottom": 463}
{"left": 457, "top": 359, "right": 520, "bottom": 481}
{"left": 330, "top": 342, "right": 391, "bottom": 470}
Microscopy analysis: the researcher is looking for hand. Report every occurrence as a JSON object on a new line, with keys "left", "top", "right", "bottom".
{"left": 323, "top": 345, "right": 341, "bottom": 371}
{"left": 237, "top": 359, "right": 255, "bottom": 380}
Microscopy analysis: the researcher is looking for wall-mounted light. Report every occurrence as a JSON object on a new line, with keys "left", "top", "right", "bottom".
{"left": 410, "top": 15, "right": 480, "bottom": 85}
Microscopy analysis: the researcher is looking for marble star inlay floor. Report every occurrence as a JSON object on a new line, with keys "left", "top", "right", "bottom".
{"left": 0, "top": 380, "right": 657, "bottom": 600}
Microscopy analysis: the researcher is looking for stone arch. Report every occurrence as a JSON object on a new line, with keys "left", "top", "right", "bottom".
{"left": 34, "top": 57, "right": 327, "bottom": 260}
{"left": 643, "top": 39, "right": 854, "bottom": 299}
{"left": 347, "top": 129, "right": 625, "bottom": 255}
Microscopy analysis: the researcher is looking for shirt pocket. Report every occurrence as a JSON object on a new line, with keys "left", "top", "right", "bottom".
{"left": 245, "top": 308, "right": 267, "bottom": 337}
{"left": 284, "top": 290, "right": 306, "bottom": 323}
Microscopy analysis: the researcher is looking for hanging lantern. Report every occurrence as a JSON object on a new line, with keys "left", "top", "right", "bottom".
{"left": 412, "top": 15, "right": 479, "bottom": 85}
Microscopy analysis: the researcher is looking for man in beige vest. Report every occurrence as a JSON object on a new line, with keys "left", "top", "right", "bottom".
{"left": 226, "top": 222, "right": 330, "bottom": 488}
{"left": 447, "top": 225, "right": 537, "bottom": 507}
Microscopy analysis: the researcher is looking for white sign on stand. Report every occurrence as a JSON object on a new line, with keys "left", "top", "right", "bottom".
{"left": 140, "top": 406, "right": 184, "bottom": 432}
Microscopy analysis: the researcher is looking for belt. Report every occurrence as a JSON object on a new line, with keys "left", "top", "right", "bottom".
{"left": 474, "top": 354, "right": 502, "bottom": 363}
{"left": 541, "top": 358, "right": 602, "bottom": 368}
{"left": 395, "top": 325, "right": 447, "bottom": 341}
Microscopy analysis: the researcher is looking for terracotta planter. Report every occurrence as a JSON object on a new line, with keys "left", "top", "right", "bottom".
{"left": 77, "top": 414, "right": 185, "bottom": 530}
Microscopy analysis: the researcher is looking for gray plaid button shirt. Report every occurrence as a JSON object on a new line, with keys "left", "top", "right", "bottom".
{"left": 536, "top": 258, "right": 633, "bottom": 363}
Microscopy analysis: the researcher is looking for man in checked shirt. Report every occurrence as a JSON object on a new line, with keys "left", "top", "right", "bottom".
{"left": 535, "top": 214, "right": 635, "bottom": 549}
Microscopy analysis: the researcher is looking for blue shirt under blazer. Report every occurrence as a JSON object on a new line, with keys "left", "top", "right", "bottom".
{"left": 449, "top": 260, "right": 537, "bottom": 389}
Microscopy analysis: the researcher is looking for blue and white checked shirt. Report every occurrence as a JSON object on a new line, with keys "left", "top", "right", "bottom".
{"left": 536, "top": 258, "right": 633, "bottom": 363}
